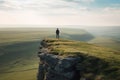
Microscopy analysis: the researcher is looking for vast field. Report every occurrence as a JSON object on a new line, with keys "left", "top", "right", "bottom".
{"left": 0, "top": 27, "right": 120, "bottom": 80}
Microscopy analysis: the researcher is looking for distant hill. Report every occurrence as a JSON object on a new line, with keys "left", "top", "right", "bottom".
{"left": 88, "top": 37, "right": 120, "bottom": 51}
{"left": 82, "top": 26, "right": 120, "bottom": 51}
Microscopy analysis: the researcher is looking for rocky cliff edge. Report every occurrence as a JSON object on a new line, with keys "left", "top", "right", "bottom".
{"left": 37, "top": 38, "right": 120, "bottom": 80}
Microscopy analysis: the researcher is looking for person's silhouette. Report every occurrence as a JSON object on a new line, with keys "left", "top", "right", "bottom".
{"left": 56, "top": 28, "right": 60, "bottom": 39}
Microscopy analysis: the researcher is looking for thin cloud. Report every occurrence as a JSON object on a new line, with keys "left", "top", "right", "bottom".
{"left": 64, "top": 0, "right": 94, "bottom": 4}
{"left": 81, "top": 0, "right": 95, "bottom": 3}
{"left": 0, "top": 0, "right": 120, "bottom": 26}
{"left": 0, "top": 0, "right": 93, "bottom": 11}
{"left": 103, "top": 7, "right": 120, "bottom": 13}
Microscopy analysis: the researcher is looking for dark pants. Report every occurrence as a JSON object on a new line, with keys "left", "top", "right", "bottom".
{"left": 56, "top": 34, "right": 59, "bottom": 39}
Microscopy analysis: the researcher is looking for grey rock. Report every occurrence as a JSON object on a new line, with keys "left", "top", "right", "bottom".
{"left": 38, "top": 53, "right": 81, "bottom": 80}
{"left": 37, "top": 40, "right": 81, "bottom": 80}
{"left": 37, "top": 64, "right": 45, "bottom": 80}
{"left": 55, "top": 57, "right": 81, "bottom": 72}
{"left": 39, "top": 53, "right": 59, "bottom": 68}
{"left": 40, "top": 40, "right": 47, "bottom": 47}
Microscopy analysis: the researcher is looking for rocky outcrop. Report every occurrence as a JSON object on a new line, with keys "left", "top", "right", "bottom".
{"left": 37, "top": 40, "right": 81, "bottom": 80}
{"left": 37, "top": 39, "right": 120, "bottom": 80}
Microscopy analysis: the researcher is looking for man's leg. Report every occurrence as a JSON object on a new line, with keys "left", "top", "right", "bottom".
{"left": 56, "top": 34, "right": 58, "bottom": 39}
{"left": 58, "top": 34, "right": 59, "bottom": 39}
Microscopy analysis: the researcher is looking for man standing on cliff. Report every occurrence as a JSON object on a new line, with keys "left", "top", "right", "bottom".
{"left": 56, "top": 28, "right": 60, "bottom": 39}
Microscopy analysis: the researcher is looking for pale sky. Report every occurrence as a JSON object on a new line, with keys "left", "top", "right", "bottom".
{"left": 0, "top": 0, "right": 120, "bottom": 27}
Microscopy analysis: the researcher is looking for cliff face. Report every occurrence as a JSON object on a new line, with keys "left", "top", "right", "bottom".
{"left": 38, "top": 40, "right": 81, "bottom": 80}
{"left": 38, "top": 53, "right": 81, "bottom": 80}
{"left": 37, "top": 39, "right": 120, "bottom": 80}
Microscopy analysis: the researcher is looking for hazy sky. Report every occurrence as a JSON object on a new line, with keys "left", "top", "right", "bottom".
{"left": 0, "top": 0, "right": 120, "bottom": 27}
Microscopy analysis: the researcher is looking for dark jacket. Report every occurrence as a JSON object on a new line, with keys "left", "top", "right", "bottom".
{"left": 56, "top": 29, "right": 60, "bottom": 34}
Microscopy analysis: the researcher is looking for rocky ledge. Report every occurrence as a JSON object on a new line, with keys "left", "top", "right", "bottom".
{"left": 37, "top": 39, "right": 81, "bottom": 80}
{"left": 37, "top": 39, "right": 120, "bottom": 80}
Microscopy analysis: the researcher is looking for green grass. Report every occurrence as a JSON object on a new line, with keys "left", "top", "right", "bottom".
{"left": 0, "top": 30, "right": 53, "bottom": 45}
{"left": 0, "top": 69, "right": 37, "bottom": 80}
{"left": 45, "top": 38, "right": 120, "bottom": 80}
{"left": 0, "top": 41, "right": 39, "bottom": 80}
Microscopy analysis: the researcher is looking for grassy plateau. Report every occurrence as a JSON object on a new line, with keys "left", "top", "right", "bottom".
{"left": 45, "top": 38, "right": 120, "bottom": 80}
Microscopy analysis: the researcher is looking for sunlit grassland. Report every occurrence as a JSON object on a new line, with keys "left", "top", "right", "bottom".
{"left": 0, "top": 29, "right": 54, "bottom": 45}
{"left": 0, "top": 41, "right": 39, "bottom": 80}
{"left": 47, "top": 38, "right": 120, "bottom": 62}
{"left": 0, "top": 69, "right": 37, "bottom": 80}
